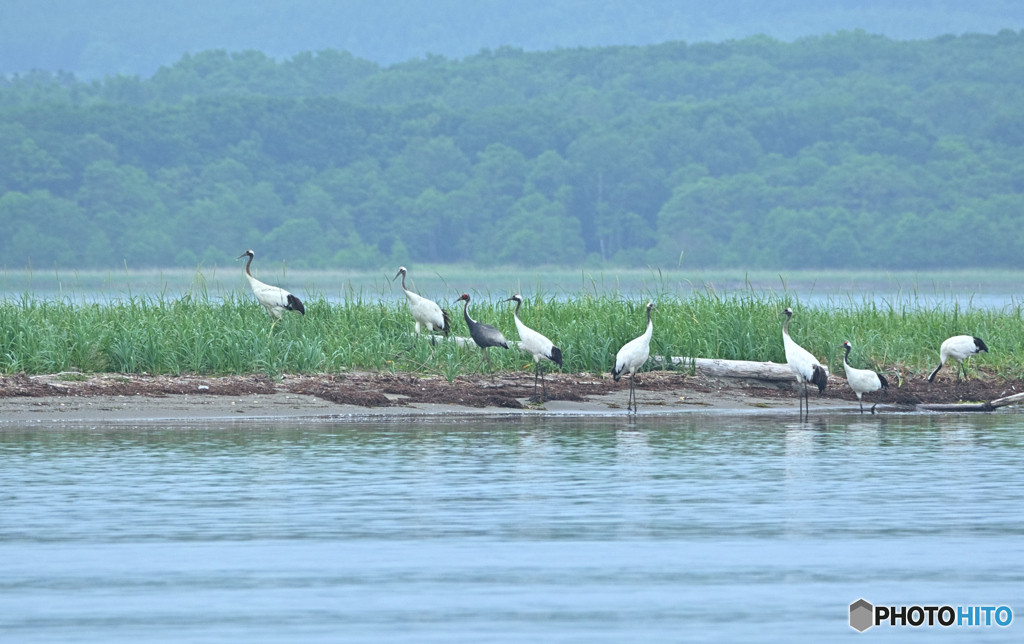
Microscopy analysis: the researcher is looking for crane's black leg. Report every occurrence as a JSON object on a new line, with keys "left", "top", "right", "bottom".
{"left": 859, "top": 398, "right": 864, "bottom": 414}
{"left": 871, "top": 388, "right": 884, "bottom": 414}
{"left": 804, "top": 382, "right": 810, "bottom": 419}
{"left": 480, "top": 348, "right": 492, "bottom": 377}
{"left": 534, "top": 362, "right": 547, "bottom": 403}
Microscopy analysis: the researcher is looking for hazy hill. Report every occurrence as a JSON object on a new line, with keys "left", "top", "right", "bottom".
{"left": 1, "top": 32, "right": 1023, "bottom": 270}
{"left": 1, "top": 0, "right": 1023, "bottom": 78}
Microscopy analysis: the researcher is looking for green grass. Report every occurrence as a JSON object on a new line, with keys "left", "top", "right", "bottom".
{"left": 0, "top": 288, "right": 1021, "bottom": 379}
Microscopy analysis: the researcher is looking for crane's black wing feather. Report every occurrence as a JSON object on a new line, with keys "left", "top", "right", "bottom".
{"left": 811, "top": 365, "right": 828, "bottom": 392}
{"left": 286, "top": 294, "right": 305, "bottom": 315}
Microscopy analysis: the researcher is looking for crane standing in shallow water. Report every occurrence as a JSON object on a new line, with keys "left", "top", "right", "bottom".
{"left": 612, "top": 302, "right": 655, "bottom": 414}
{"left": 456, "top": 294, "right": 508, "bottom": 364}
{"left": 504, "top": 294, "right": 562, "bottom": 402}
{"left": 841, "top": 341, "right": 889, "bottom": 414}
{"left": 394, "top": 266, "right": 450, "bottom": 342}
{"left": 928, "top": 335, "right": 988, "bottom": 382}
{"left": 237, "top": 250, "right": 305, "bottom": 334}
{"left": 781, "top": 307, "right": 828, "bottom": 419}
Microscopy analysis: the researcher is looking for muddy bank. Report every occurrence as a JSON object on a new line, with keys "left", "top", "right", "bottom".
{"left": 0, "top": 371, "right": 630, "bottom": 409}
{"left": 0, "top": 369, "right": 1020, "bottom": 422}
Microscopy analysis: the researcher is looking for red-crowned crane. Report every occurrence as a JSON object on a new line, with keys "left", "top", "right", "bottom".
{"left": 781, "top": 307, "right": 828, "bottom": 419}
{"left": 456, "top": 294, "right": 508, "bottom": 363}
{"left": 612, "top": 301, "right": 655, "bottom": 413}
{"left": 394, "top": 266, "right": 450, "bottom": 341}
{"left": 237, "top": 250, "right": 305, "bottom": 334}
{"left": 504, "top": 294, "right": 563, "bottom": 402}
{"left": 841, "top": 341, "right": 889, "bottom": 414}
{"left": 928, "top": 335, "right": 988, "bottom": 382}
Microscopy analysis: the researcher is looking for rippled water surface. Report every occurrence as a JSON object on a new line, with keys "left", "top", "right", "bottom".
{"left": 2, "top": 415, "right": 1022, "bottom": 642}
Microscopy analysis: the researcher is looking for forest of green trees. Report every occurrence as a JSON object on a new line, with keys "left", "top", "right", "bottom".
{"left": 1, "top": 30, "right": 1024, "bottom": 269}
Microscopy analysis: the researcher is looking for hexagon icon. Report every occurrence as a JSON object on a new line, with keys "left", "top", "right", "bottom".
{"left": 850, "top": 599, "right": 874, "bottom": 632}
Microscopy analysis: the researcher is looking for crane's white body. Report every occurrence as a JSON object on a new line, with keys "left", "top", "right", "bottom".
{"left": 782, "top": 328, "right": 827, "bottom": 385}
{"left": 404, "top": 289, "right": 446, "bottom": 334}
{"left": 612, "top": 302, "right": 655, "bottom": 413}
{"left": 239, "top": 251, "right": 304, "bottom": 322}
{"left": 781, "top": 308, "right": 828, "bottom": 418}
{"left": 245, "top": 273, "right": 293, "bottom": 320}
{"left": 842, "top": 360, "right": 884, "bottom": 398}
{"left": 395, "top": 268, "right": 447, "bottom": 335}
{"left": 513, "top": 309, "right": 556, "bottom": 365}
{"left": 506, "top": 295, "right": 562, "bottom": 401}
{"left": 614, "top": 319, "right": 653, "bottom": 379}
{"left": 842, "top": 341, "right": 888, "bottom": 413}
{"left": 929, "top": 335, "right": 988, "bottom": 382}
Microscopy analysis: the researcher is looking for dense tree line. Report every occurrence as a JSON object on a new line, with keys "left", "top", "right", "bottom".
{"left": 1, "top": 30, "right": 1024, "bottom": 269}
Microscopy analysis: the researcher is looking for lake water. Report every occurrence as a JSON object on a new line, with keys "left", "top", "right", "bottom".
{"left": 1, "top": 414, "right": 1022, "bottom": 642}
{"left": 3, "top": 267, "right": 1022, "bottom": 308}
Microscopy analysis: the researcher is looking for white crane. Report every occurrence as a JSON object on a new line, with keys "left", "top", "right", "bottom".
{"left": 841, "top": 341, "right": 889, "bottom": 414}
{"left": 394, "top": 266, "right": 450, "bottom": 341}
{"left": 237, "top": 250, "right": 305, "bottom": 333}
{"left": 504, "top": 294, "right": 563, "bottom": 401}
{"left": 928, "top": 335, "right": 988, "bottom": 382}
{"left": 456, "top": 294, "right": 508, "bottom": 363}
{"left": 781, "top": 307, "right": 828, "bottom": 419}
{"left": 612, "top": 301, "right": 655, "bottom": 413}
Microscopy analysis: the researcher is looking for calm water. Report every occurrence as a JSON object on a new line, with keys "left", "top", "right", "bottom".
{"left": 4, "top": 267, "right": 1022, "bottom": 308}
{"left": 1, "top": 414, "right": 1022, "bottom": 642}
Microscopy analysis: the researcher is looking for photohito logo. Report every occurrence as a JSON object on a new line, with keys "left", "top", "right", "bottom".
{"left": 849, "top": 599, "right": 1013, "bottom": 632}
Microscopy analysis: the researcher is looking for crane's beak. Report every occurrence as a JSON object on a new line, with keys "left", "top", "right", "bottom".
{"left": 502, "top": 297, "right": 515, "bottom": 302}
{"left": 393, "top": 270, "right": 402, "bottom": 281}
{"left": 236, "top": 252, "right": 248, "bottom": 260}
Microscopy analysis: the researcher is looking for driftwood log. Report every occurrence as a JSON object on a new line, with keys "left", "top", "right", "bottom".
{"left": 654, "top": 356, "right": 798, "bottom": 382}
{"left": 916, "top": 391, "right": 1024, "bottom": 413}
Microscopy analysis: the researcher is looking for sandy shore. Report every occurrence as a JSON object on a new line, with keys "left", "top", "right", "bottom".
{"left": 1, "top": 369, "right": 1019, "bottom": 423}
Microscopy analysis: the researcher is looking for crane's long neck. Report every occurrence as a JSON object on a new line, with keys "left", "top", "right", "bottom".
{"left": 401, "top": 272, "right": 408, "bottom": 292}
{"left": 643, "top": 308, "right": 653, "bottom": 341}
{"left": 462, "top": 298, "right": 475, "bottom": 328}
{"left": 844, "top": 344, "right": 852, "bottom": 366}
{"left": 244, "top": 254, "right": 253, "bottom": 278}
{"left": 514, "top": 298, "right": 522, "bottom": 318}
{"left": 782, "top": 313, "right": 792, "bottom": 337}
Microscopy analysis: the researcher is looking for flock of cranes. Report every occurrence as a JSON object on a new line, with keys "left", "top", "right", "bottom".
{"left": 239, "top": 252, "right": 989, "bottom": 416}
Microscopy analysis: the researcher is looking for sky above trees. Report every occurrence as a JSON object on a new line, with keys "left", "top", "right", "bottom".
{"left": 1, "top": 1, "right": 1023, "bottom": 78}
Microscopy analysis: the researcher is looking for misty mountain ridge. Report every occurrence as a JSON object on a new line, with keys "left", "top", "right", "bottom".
{"left": 0, "top": 31, "right": 1023, "bottom": 271}
{"left": 1, "top": 0, "right": 1023, "bottom": 78}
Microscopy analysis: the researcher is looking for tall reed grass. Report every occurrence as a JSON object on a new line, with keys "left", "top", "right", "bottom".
{"left": 0, "top": 287, "right": 1021, "bottom": 379}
